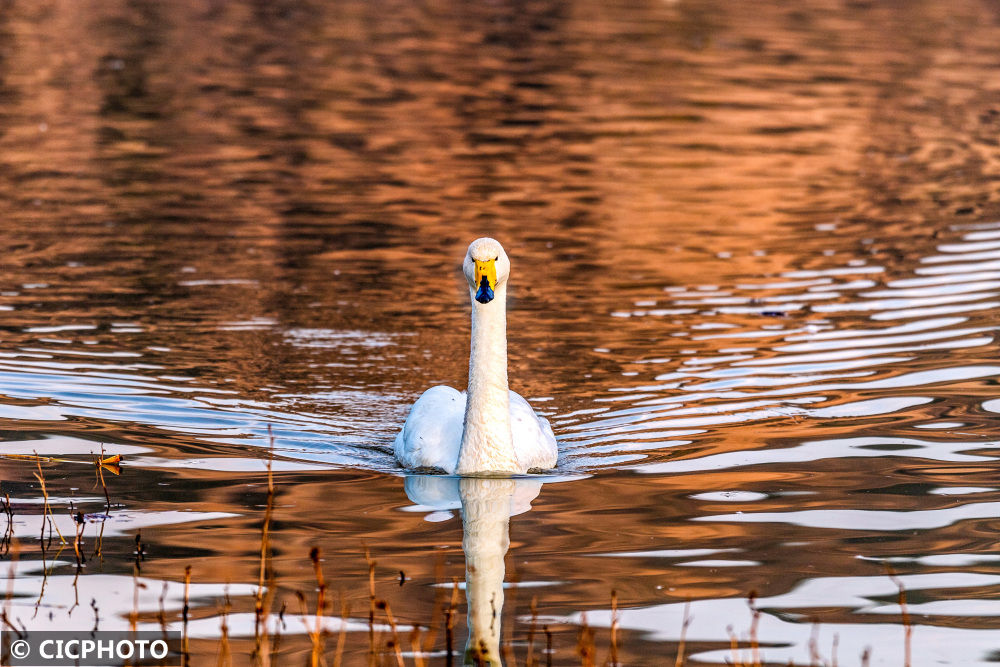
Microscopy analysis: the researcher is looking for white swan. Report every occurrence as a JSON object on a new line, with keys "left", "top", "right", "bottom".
{"left": 394, "top": 237, "right": 558, "bottom": 475}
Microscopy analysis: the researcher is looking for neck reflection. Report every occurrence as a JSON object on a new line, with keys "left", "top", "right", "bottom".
{"left": 404, "top": 475, "right": 544, "bottom": 666}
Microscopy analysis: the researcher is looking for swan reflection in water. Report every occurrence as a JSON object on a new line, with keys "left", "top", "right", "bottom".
{"left": 405, "top": 474, "right": 545, "bottom": 666}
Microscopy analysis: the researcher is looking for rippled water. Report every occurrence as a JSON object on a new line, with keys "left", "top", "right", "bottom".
{"left": 3, "top": 0, "right": 1000, "bottom": 664}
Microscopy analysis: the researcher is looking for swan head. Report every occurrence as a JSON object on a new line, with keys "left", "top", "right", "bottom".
{"left": 463, "top": 238, "right": 510, "bottom": 305}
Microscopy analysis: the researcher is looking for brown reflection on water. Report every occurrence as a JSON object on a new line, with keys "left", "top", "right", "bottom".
{"left": 1, "top": 0, "right": 997, "bottom": 403}
{"left": 4, "top": 0, "right": 1000, "bottom": 664}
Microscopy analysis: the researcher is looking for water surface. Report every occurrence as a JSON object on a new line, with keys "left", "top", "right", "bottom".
{"left": 3, "top": 0, "right": 1000, "bottom": 664}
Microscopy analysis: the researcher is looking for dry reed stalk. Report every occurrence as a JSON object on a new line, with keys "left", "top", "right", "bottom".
{"left": 91, "top": 519, "right": 106, "bottom": 562}
{"left": 525, "top": 596, "right": 538, "bottom": 667}
{"left": 134, "top": 532, "right": 145, "bottom": 574}
{"left": 90, "top": 598, "right": 100, "bottom": 633}
{"left": 310, "top": 547, "right": 328, "bottom": 667}
{"left": 68, "top": 564, "right": 80, "bottom": 617}
{"left": 71, "top": 510, "right": 85, "bottom": 571}
{"left": 420, "top": 556, "right": 446, "bottom": 656}
{"left": 334, "top": 599, "right": 349, "bottom": 667}
{"left": 885, "top": 563, "right": 913, "bottom": 667}
{"left": 254, "top": 428, "right": 277, "bottom": 667}
{"left": 182, "top": 565, "right": 191, "bottom": 667}
{"left": 445, "top": 577, "right": 459, "bottom": 665}
{"left": 270, "top": 601, "right": 287, "bottom": 664}
{"left": 96, "top": 445, "right": 112, "bottom": 512}
{"left": 3, "top": 540, "right": 22, "bottom": 636}
{"left": 808, "top": 622, "right": 821, "bottom": 667}
{"left": 156, "top": 581, "right": 169, "bottom": 639}
{"left": 726, "top": 625, "right": 742, "bottom": 667}
{"left": 1, "top": 493, "right": 13, "bottom": 556}
{"left": 293, "top": 590, "right": 325, "bottom": 666}
{"left": 604, "top": 590, "right": 619, "bottom": 667}
{"left": 831, "top": 633, "right": 839, "bottom": 667}
{"left": 217, "top": 588, "right": 232, "bottom": 667}
{"left": 501, "top": 616, "right": 517, "bottom": 666}
{"left": 33, "top": 454, "right": 66, "bottom": 551}
{"left": 747, "top": 591, "right": 760, "bottom": 667}
{"left": 365, "top": 546, "right": 377, "bottom": 667}
{"left": 66, "top": 508, "right": 83, "bottom": 616}
{"left": 860, "top": 647, "right": 871, "bottom": 667}
{"left": 295, "top": 591, "right": 310, "bottom": 619}
{"left": 885, "top": 566, "right": 912, "bottom": 667}
{"left": 33, "top": 544, "right": 66, "bottom": 620}
{"left": 674, "top": 601, "right": 691, "bottom": 667}
{"left": 544, "top": 625, "right": 552, "bottom": 667}
{"left": 500, "top": 567, "right": 520, "bottom": 667}
{"left": 377, "top": 600, "right": 405, "bottom": 667}
{"left": 129, "top": 566, "right": 145, "bottom": 634}
{"left": 409, "top": 623, "right": 425, "bottom": 667}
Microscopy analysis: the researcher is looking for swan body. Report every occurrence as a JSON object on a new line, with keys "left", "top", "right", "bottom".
{"left": 394, "top": 238, "right": 558, "bottom": 475}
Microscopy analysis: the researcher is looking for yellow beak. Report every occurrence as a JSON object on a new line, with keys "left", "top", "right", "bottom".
{"left": 474, "top": 259, "right": 497, "bottom": 304}
{"left": 474, "top": 259, "right": 497, "bottom": 289}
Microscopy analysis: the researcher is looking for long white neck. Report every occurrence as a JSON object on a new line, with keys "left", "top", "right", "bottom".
{"left": 458, "top": 283, "right": 518, "bottom": 474}
{"left": 460, "top": 478, "right": 512, "bottom": 666}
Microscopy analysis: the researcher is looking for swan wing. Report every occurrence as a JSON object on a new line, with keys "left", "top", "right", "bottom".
{"left": 394, "top": 385, "right": 465, "bottom": 474}
{"left": 509, "top": 391, "right": 558, "bottom": 471}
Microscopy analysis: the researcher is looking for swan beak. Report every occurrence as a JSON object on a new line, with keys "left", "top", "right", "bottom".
{"left": 474, "top": 259, "right": 497, "bottom": 304}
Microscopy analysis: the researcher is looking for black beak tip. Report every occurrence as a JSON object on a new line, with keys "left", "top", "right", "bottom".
{"left": 475, "top": 276, "right": 495, "bottom": 304}
{"left": 475, "top": 286, "right": 495, "bottom": 304}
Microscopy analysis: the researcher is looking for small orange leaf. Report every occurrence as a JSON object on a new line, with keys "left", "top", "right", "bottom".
{"left": 100, "top": 463, "right": 122, "bottom": 476}
{"left": 100, "top": 454, "right": 121, "bottom": 465}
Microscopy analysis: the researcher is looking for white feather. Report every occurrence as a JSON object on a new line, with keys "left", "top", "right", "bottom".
{"left": 395, "top": 388, "right": 557, "bottom": 474}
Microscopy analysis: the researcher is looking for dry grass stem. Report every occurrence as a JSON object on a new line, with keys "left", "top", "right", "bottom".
{"left": 365, "top": 546, "right": 377, "bottom": 667}
{"left": 604, "top": 589, "right": 619, "bottom": 667}
{"left": 420, "top": 556, "right": 446, "bottom": 656}
{"left": 254, "top": 428, "right": 277, "bottom": 667}
{"left": 577, "top": 613, "right": 596, "bottom": 667}
{"left": 71, "top": 509, "right": 85, "bottom": 571}
{"left": 182, "top": 565, "right": 191, "bottom": 667}
{"left": 33, "top": 454, "right": 66, "bottom": 551}
{"left": 91, "top": 519, "right": 105, "bottom": 562}
{"left": 4, "top": 543, "right": 23, "bottom": 636}
{"left": 409, "top": 623, "right": 425, "bottom": 667}
{"left": 377, "top": 599, "right": 405, "bottom": 667}
{"left": 885, "top": 566, "right": 911, "bottom": 667}
{"left": 748, "top": 591, "right": 761, "bottom": 667}
{"left": 157, "top": 581, "right": 169, "bottom": 636}
{"left": 675, "top": 601, "right": 691, "bottom": 667}
{"left": 809, "top": 622, "right": 821, "bottom": 667}
{"left": 33, "top": 544, "right": 66, "bottom": 620}
{"left": 1, "top": 493, "right": 13, "bottom": 556}
{"left": 445, "top": 577, "right": 459, "bottom": 665}
{"left": 309, "top": 547, "right": 328, "bottom": 667}
{"left": 217, "top": 588, "right": 232, "bottom": 667}
{"left": 526, "top": 596, "right": 538, "bottom": 667}
{"left": 95, "top": 445, "right": 112, "bottom": 513}
{"left": 727, "top": 625, "right": 743, "bottom": 667}
{"left": 334, "top": 599, "right": 349, "bottom": 667}
{"left": 129, "top": 571, "right": 146, "bottom": 634}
